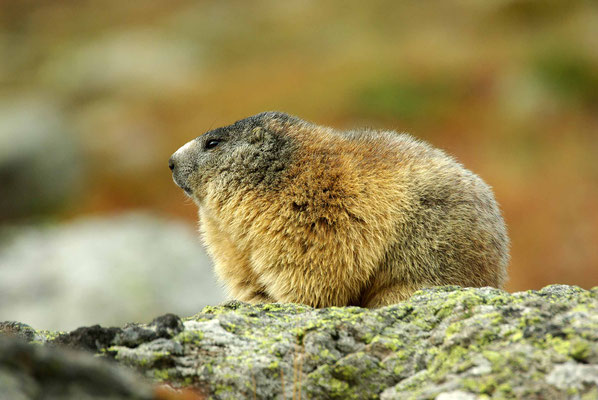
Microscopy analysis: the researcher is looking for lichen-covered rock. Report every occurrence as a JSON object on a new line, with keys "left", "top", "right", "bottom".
{"left": 2, "top": 285, "right": 598, "bottom": 399}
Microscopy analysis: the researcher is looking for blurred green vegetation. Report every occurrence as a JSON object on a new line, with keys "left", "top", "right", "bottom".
{"left": 533, "top": 51, "right": 598, "bottom": 107}
{"left": 1, "top": 0, "right": 597, "bottom": 292}
{"left": 356, "top": 75, "right": 463, "bottom": 121}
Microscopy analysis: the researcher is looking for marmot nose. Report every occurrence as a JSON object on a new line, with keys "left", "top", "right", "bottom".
{"left": 168, "top": 157, "right": 175, "bottom": 171}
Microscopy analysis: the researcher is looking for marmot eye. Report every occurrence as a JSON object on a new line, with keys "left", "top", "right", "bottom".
{"left": 205, "top": 139, "right": 221, "bottom": 150}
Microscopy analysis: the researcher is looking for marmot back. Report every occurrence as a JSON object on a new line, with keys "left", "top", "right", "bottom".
{"left": 169, "top": 112, "right": 509, "bottom": 308}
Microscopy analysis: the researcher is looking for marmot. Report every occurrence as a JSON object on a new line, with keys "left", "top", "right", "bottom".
{"left": 169, "top": 112, "right": 509, "bottom": 308}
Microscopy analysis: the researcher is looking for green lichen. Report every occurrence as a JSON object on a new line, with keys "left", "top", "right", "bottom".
{"left": 176, "top": 329, "right": 204, "bottom": 344}
{"left": 570, "top": 339, "right": 591, "bottom": 362}
{"left": 214, "top": 384, "right": 234, "bottom": 396}
{"left": 463, "top": 376, "right": 498, "bottom": 395}
{"left": 582, "top": 388, "right": 598, "bottom": 400}
{"left": 153, "top": 369, "right": 172, "bottom": 381}
{"left": 13, "top": 285, "right": 597, "bottom": 399}
{"left": 392, "top": 364, "right": 404, "bottom": 376}
{"left": 136, "top": 356, "right": 150, "bottom": 368}
{"left": 37, "top": 329, "right": 64, "bottom": 341}
{"left": 331, "top": 364, "right": 358, "bottom": 381}
{"left": 445, "top": 321, "right": 464, "bottom": 338}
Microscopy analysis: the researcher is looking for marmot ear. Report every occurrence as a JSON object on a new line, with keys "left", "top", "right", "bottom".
{"left": 248, "top": 127, "right": 270, "bottom": 144}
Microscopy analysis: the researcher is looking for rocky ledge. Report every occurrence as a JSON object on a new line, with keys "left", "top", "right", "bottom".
{"left": 2, "top": 285, "right": 598, "bottom": 399}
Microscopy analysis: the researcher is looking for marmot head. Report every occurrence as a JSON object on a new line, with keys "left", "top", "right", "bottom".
{"left": 169, "top": 112, "right": 302, "bottom": 203}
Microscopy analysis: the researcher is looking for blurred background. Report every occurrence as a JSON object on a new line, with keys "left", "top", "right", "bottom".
{"left": 1, "top": 0, "right": 597, "bottom": 330}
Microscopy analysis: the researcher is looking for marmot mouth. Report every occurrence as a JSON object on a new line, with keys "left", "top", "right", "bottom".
{"left": 171, "top": 174, "right": 193, "bottom": 196}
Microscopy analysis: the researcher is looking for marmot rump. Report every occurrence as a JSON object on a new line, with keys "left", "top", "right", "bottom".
{"left": 169, "top": 112, "right": 509, "bottom": 308}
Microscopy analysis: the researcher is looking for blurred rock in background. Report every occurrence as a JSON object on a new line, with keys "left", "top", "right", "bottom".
{"left": 0, "top": 96, "right": 82, "bottom": 221}
{"left": 0, "top": 213, "right": 225, "bottom": 331}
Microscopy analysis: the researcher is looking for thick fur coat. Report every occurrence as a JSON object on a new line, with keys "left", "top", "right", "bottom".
{"left": 169, "top": 112, "right": 509, "bottom": 307}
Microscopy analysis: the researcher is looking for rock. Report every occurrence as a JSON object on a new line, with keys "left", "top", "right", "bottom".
{"left": 435, "top": 391, "right": 477, "bottom": 400}
{"left": 0, "top": 336, "right": 155, "bottom": 400}
{"left": 0, "top": 322, "right": 43, "bottom": 343}
{"left": 0, "top": 213, "right": 226, "bottom": 331}
{"left": 546, "top": 362, "right": 598, "bottom": 393}
{"left": 2, "top": 285, "right": 597, "bottom": 399}
{"left": 40, "top": 30, "right": 202, "bottom": 97}
{"left": 0, "top": 95, "right": 81, "bottom": 221}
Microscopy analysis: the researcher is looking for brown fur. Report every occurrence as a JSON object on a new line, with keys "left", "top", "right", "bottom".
{"left": 169, "top": 112, "right": 509, "bottom": 308}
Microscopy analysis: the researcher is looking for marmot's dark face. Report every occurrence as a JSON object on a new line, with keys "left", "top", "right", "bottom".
{"left": 169, "top": 112, "right": 298, "bottom": 202}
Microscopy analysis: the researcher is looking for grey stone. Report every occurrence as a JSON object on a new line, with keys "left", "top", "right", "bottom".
{"left": 0, "top": 336, "right": 155, "bottom": 400}
{"left": 0, "top": 96, "right": 81, "bottom": 221}
{"left": 0, "top": 213, "right": 225, "bottom": 331}
{"left": 546, "top": 362, "right": 598, "bottom": 392}
{"left": 2, "top": 285, "right": 597, "bottom": 399}
{"left": 39, "top": 30, "right": 202, "bottom": 97}
{"left": 435, "top": 390, "right": 478, "bottom": 400}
